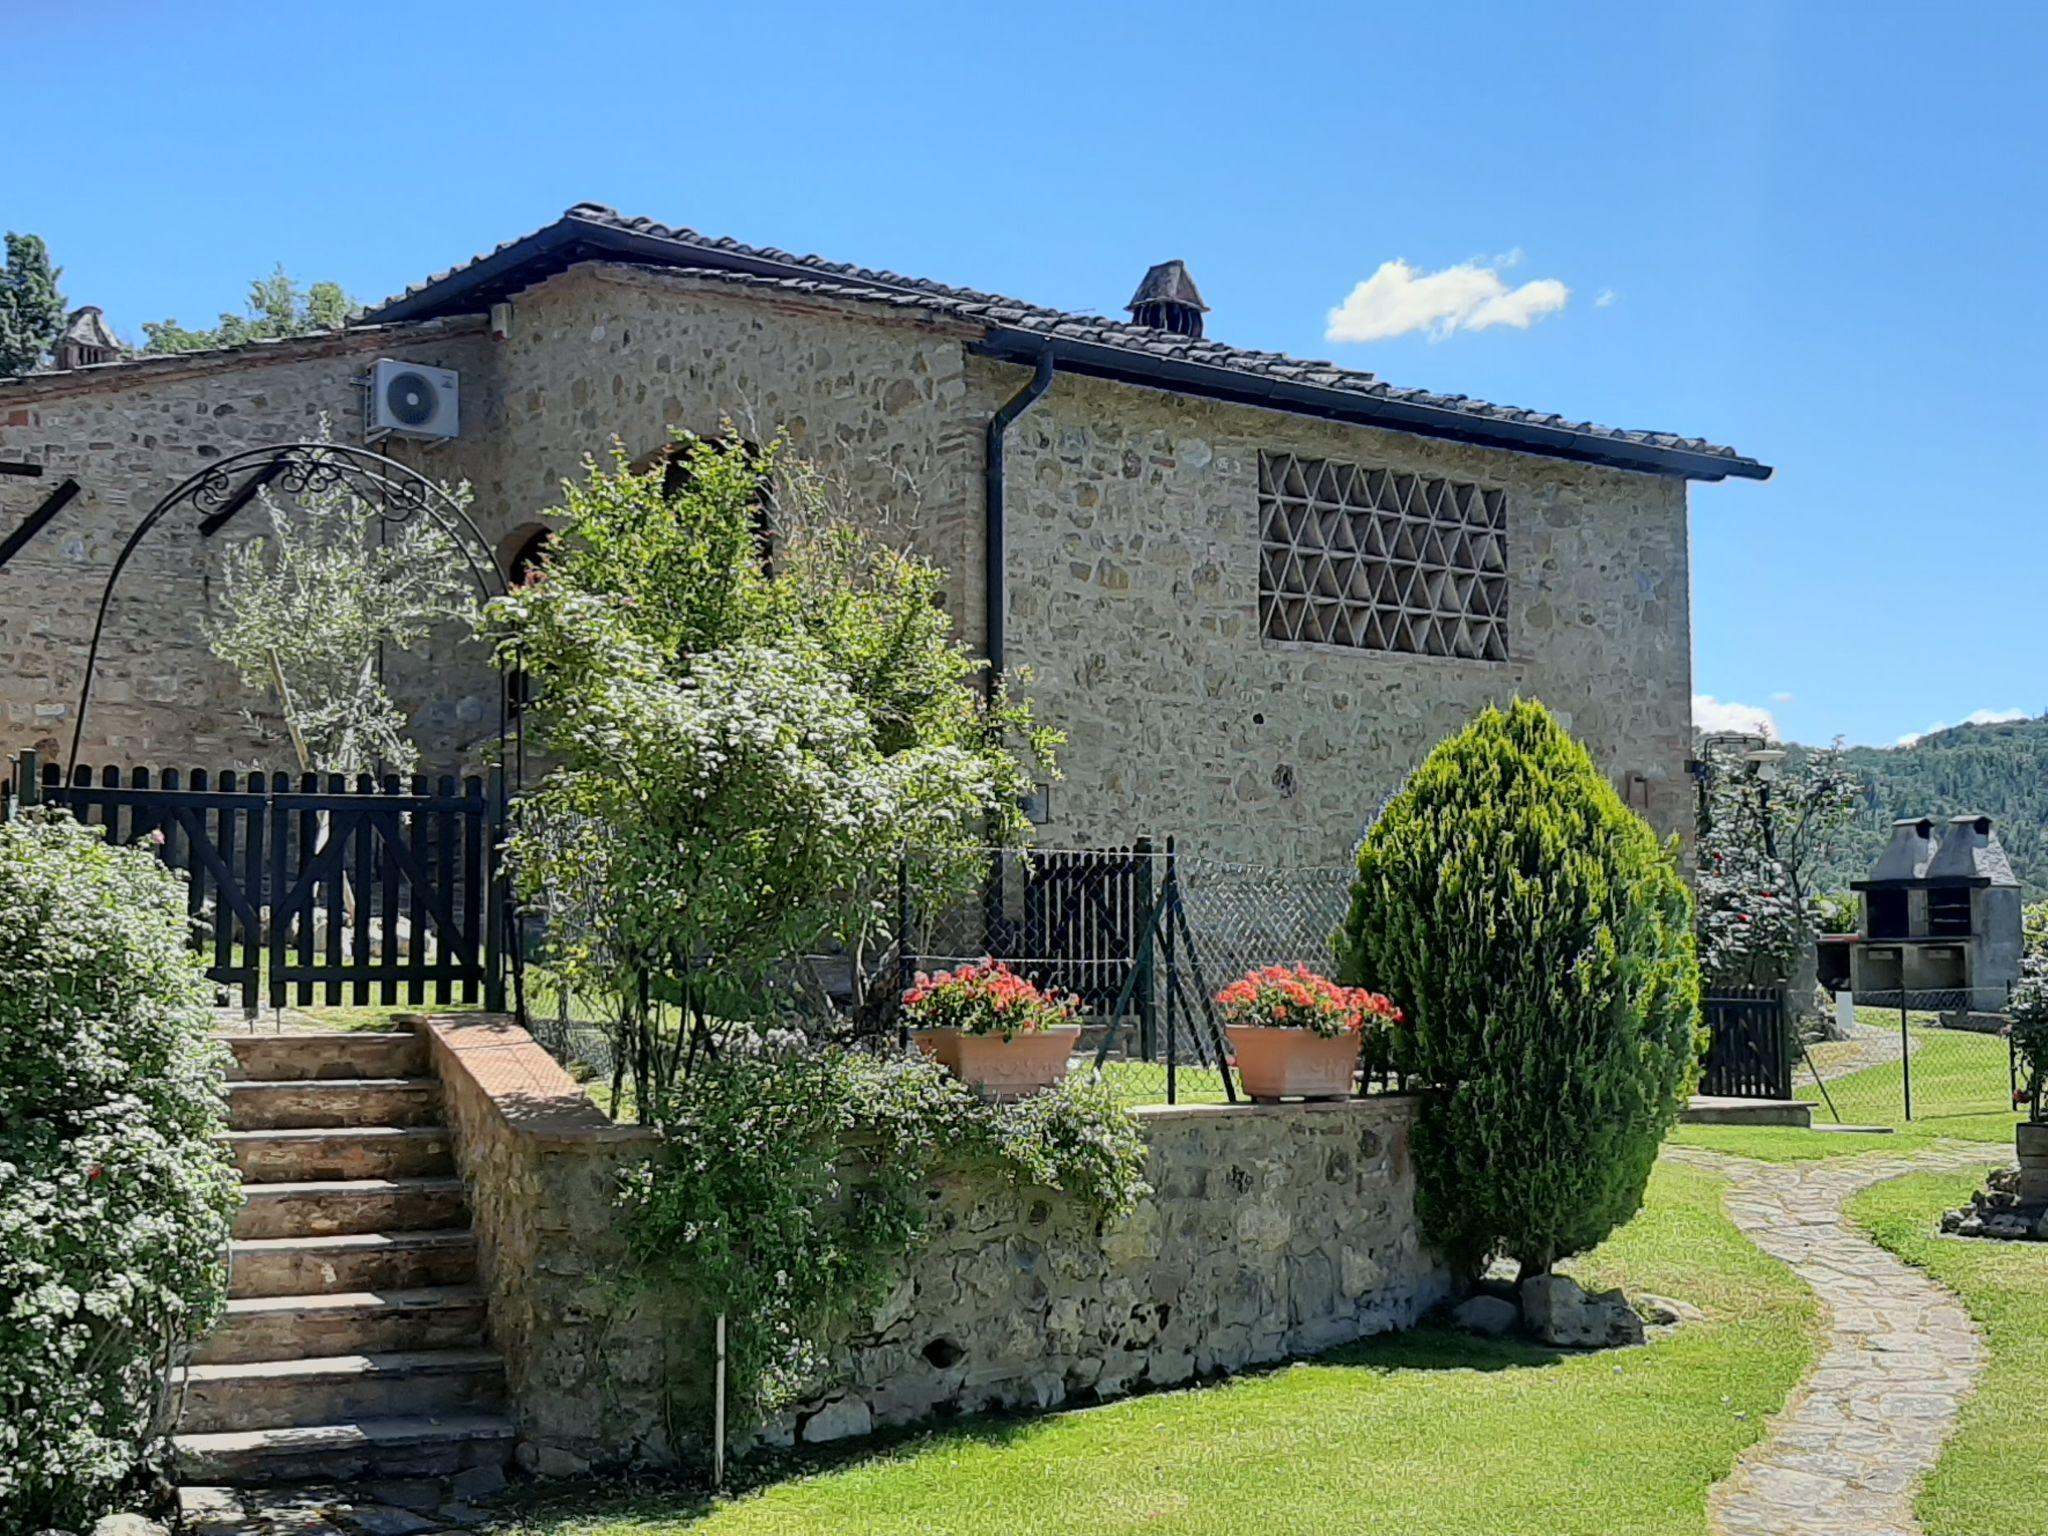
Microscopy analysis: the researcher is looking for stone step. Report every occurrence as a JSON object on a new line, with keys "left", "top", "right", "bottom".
{"left": 234, "top": 1177, "right": 468, "bottom": 1241}
{"left": 219, "top": 1030, "right": 427, "bottom": 1083}
{"left": 172, "top": 1412, "right": 516, "bottom": 1486}
{"left": 227, "top": 1077, "right": 443, "bottom": 1131}
{"left": 179, "top": 1348, "right": 505, "bottom": 1435}
{"left": 194, "top": 1286, "right": 487, "bottom": 1365}
{"left": 231, "top": 1228, "right": 478, "bottom": 1299}
{"left": 228, "top": 1126, "right": 454, "bottom": 1183}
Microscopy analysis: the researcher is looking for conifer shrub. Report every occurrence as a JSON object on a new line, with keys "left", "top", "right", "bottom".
{"left": 1335, "top": 700, "right": 1700, "bottom": 1278}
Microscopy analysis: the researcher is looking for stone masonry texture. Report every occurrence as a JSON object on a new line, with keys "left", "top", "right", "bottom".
{"left": 1, "top": 262, "right": 1695, "bottom": 859}
{"left": 421, "top": 1015, "right": 1447, "bottom": 1472}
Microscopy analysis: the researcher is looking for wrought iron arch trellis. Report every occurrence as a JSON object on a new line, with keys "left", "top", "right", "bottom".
{"left": 58, "top": 440, "right": 531, "bottom": 1019}
{"left": 66, "top": 440, "right": 515, "bottom": 777}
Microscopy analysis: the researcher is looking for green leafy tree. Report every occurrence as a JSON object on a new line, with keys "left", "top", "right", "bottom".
{"left": 0, "top": 232, "right": 66, "bottom": 376}
{"left": 1693, "top": 738, "right": 1860, "bottom": 989}
{"left": 0, "top": 811, "right": 240, "bottom": 1531}
{"left": 205, "top": 434, "right": 478, "bottom": 777}
{"left": 488, "top": 434, "right": 1057, "bottom": 1121}
{"left": 1335, "top": 699, "right": 1700, "bottom": 1279}
{"left": 142, "top": 264, "right": 356, "bottom": 354}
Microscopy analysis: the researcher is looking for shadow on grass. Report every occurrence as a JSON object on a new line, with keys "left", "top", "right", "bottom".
{"left": 486, "top": 1322, "right": 1573, "bottom": 1531}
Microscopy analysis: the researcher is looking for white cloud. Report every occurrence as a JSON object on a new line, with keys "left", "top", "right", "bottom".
{"left": 1693, "top": 695, "right": 1779, "bottom": 739}
{"left": 1595, "top": 288, "right": 1618, "bottom": 308}
{"left": 1326, "top": 256, "right": 1571, "bottom": 343}
{"left": 1771, "top": 691, "right": 1796, "bottom": 704}
{"left": 1895, "top": 707, "right": 2030, "bottom": 747}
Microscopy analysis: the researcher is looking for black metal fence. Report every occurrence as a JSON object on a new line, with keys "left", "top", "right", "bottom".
{"left": 8, "top": 752, "right": 507, "bottom": 1012}
{"left": 1700, "top": 988, "right": 1792, "bottom": 1099}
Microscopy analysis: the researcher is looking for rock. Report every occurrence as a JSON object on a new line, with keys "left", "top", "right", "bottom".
{"left": 1519, "top": 1273, "right": 1646, "bottom": 1349}
{"left": 1635, "top": 1293, "right": 1705, "bottom": 1328}
{"left": 516, "top": 1440, "right": 591, "bottom": 1477}
{"left": 89, "top": 1518, "right": 169, "bottom": 1536}
{"left": 447, "top": 1464, "right": 508, "bottom": 1502}
{"left": 801, "top": 1394, "right": 874, "bottom": 1443}
{"left": 1452, "top": 1294, "right": 1520, "bottom": 1336}
{"left": 367, "top": 1481, "right": 442, "bottom": 1513}
{"left": 337, "top": 1506, "right": 441, "bottom": 1536}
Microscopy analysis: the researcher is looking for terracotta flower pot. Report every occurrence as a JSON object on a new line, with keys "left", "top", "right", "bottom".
{"left": 1227, "top": 1025, "right": 1359, "bottom": 1102}
{"left": 912, "top": 1025, "right": 1079, "bottom": 1099}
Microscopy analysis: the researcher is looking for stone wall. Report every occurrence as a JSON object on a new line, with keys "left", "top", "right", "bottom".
{"left": 980, "top": 360, "right": 1696, "bottom": 861}
{"left": 762, "top": 1092, "right": 1448, "bottom": 1449}
{"left": 1, "top": 264, "right": 1698, "bottom": 855}
{"left": 418, "top": 1015, "right": 679, "bottom": 1475}
{"left": 419, "top": 1014, "right": 1447, "bottom": 1471}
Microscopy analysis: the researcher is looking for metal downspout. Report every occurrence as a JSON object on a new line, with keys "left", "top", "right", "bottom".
{"left": 984, "top": 347, "right": 1056, "bottom": 695}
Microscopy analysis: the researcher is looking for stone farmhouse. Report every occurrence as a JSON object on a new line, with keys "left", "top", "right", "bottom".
{"left": 0, "top": 205, "right": 1768, "bottom": 862}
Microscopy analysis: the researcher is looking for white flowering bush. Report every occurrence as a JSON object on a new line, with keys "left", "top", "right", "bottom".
{"left": 487, "top": 434, "right": 1058, "bottom": 1121}
{"left": 0, "top": 810, "right": 240, "bottom": 1532}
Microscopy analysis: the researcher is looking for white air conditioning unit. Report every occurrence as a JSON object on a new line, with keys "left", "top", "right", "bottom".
{"left": 367, "top": 359, "right": 460, "bottom": 441}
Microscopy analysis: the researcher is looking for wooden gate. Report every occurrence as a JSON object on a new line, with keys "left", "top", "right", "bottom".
{"left": 13, "top": 758, "right": 506, "bottom": 1013}
{"left": 1700, "top": 988, "right": 1793, "bottom": 1099}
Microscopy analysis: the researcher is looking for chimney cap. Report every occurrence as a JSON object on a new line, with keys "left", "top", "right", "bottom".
{"left": 1127, "top": 260, "right": 1209, "bottom": 314}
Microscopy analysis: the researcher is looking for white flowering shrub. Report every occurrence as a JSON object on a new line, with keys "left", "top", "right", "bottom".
{"left": 0, "top": 810, "right": 240, "bottom": 1532}
{"left": 487, "top": 435, "right": 1058, "bottom": 1121}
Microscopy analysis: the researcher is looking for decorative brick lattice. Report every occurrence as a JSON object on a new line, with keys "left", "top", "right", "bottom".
{"left": 1258, "top": 453, "right": 1508, "bottom": 660}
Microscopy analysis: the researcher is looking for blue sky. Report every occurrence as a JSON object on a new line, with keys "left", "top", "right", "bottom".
{"left": 11, "top": 2, "right": 2042, "bottom": 748}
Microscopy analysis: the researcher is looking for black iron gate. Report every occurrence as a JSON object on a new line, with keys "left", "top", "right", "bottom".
{"left": 1700, "top": 987, "right": 1792, "bottom": 1098}
{"left": 10, "top": 753, "right": 506, "bottom": 1013}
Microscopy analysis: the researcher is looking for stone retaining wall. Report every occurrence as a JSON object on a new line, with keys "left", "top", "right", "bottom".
{"left": 419, "top": 1014, "right": 1448, "bottom": 1471}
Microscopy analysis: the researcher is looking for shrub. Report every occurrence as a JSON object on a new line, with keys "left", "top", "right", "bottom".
{"left": 620, "top": 1046, "right": 1148, "bottom": 1422}
{"left": 1215, "top": 964, "right": 1403, "bottom": 1039}
{"left": 1334, "top": 700, "right": 1700, "bottom": 1279}
{"left": 901, "top": 960, "right": 1078, "bottom": 1038}
{"left": 0, "top": 811, "right": 239, "bottom": 1531}
{"left": 2007, "top": 956, "right": 2048, "bottom": 1121}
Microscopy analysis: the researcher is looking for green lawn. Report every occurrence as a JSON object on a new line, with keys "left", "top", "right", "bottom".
{"left": 495, "top": 1161, "right": 1816, "bottom": 1536}
{"left": 1849, "top": 1170, "right": 2048, "bottom": 1536}
{"left": 1666, "top": 1017, "right": 2021, "bottom": 1164}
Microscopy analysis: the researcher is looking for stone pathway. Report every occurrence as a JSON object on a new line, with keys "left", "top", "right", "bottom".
{"left": 179, "top": 1468, "right": 512, "bottom": 1535}
{"left": 1665, "top": 1141, "right": 2000, "bottom": 1536}
{"left": 1809, "top": 1021, "right": 1919, "bottom": 1083}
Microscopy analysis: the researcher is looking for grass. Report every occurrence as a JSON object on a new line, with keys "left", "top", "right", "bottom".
{"left": 494, "top": 1161, "right": 1816, "bottom": 1536}
{"left": 1849, "top": 1170, "right": 2048, "bottom": 1536}
{"left": 1664, "top": 1013, "right": 2022, "bottom": 1164}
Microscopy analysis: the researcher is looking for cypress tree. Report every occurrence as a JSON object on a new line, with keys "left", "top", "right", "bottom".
{"left": 0, "top": 233, "right": 65, "bottom": 377}
{"left": 1336, "top": 698, "right": 1701, "bottom": 1279}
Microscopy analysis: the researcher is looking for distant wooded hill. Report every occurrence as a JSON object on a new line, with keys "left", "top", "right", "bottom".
{"left": 1788, "top": 717, "right": 2048, "bottom": 901}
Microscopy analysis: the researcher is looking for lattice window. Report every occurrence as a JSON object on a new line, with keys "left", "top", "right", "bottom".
{"left": 1258, "top": 453, "right": 1508, "bottom": 660}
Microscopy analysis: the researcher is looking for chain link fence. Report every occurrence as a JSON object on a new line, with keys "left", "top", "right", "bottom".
{"left": 1793, "top": 986, "right": 2022, "bottom": 1132}
{"left": 516, "top": 842, "right": 1378, "bottom": 1113}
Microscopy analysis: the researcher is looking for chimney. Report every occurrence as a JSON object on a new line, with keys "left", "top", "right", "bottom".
{"left": 1126, "top": 261, "right": 1208, "bottom": 338}
{"left": 53, "top": 306, "right": 122, "bottom": 370}
{"left": 1926, "top": 814, "right": 2019, "bottom": 887}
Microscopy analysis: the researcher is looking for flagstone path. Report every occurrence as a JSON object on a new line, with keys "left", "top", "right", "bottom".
{"left": 1666, "top": 1141, "right": 2000, "bottom": 1536}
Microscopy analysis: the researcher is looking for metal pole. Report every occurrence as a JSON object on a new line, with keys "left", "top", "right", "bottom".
{"left": 896, "top": 846, "right": 914, "bottom": 1050}
{"left": 713, "top": 1312, "right": 727, "bottom": 1488}
{"left": 1164, "top": 838, "right": 1178, "bottom": 1105}
{"left": 1900, "top": 991, "right": 1913, "bottom": 1122}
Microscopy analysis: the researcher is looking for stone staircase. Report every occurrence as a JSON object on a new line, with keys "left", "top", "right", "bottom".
{"left": 173, "top": 1030, "right": 516, "bottom": 1486}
